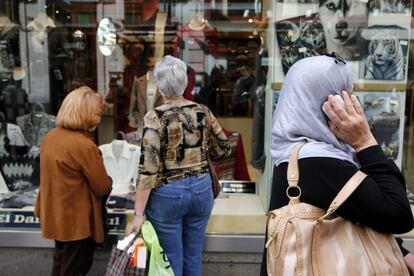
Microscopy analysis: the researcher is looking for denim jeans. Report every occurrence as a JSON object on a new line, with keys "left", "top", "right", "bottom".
{"left": 146, "top": 173, "right": 214, "bottom": 276}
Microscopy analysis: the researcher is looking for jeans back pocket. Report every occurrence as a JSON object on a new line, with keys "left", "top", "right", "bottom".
{"left": 195, "top": 185, "right": 214, "bottom": 215}
{"left": 146, "top": 191, "right": 184, "bottom": 222}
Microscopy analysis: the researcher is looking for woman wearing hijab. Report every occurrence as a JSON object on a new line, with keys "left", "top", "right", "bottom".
{"left": 260, "top": 55, "right": 414, "bottom": 275}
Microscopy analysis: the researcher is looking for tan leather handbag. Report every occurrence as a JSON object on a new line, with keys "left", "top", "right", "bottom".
{"left": 266, "top": 143, "right": 409, "bottom": 276}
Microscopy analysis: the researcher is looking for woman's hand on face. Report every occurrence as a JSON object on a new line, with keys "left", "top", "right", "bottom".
{"left": 404, "top": 253, "right": 414, "bottom": 276}
{"left": 125, "top": 215, "right": 145, "bottom": 235}
{"left": 322, "top": 91, "right": 377, "bottom": 152}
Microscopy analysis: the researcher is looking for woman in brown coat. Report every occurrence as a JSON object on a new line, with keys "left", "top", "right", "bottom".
{"left": 34, "top": 86, "right": 112, "bottom": 276}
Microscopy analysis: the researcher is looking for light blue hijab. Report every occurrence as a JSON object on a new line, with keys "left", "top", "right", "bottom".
{"left": 270, "top": 55, "right": 358, "bottom": 167}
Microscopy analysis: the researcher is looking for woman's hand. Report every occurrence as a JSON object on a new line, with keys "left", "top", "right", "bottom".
{"left": 322, "top": 91, "right": 377, "bottom": 152}
{"left": 404, "top": 253, "right": 414, "bottom": 276}
{"left": 125, "top": 214, "right": 145, "bottom": 235}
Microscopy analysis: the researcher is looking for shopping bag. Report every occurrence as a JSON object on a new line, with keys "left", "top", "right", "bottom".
{"left": 105, "top": 232, "right": 147, "bottom": 276}
{"left": 141, "top": 220, "right": 175, "bottom": 276}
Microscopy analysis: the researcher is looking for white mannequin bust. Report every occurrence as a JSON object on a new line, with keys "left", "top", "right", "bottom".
{"left": 27, "top": 13, "right": 56, "bottom": 52}
{"left": 27, "top": 12, "right": 56, "bottom": 32}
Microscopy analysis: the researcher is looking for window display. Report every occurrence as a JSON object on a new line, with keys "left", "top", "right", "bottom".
{"left": 354, "top": 90, "right": 405, "bottom": 168}
{"left": 275, "top": 13, "right": 326, "bottom": 74}
{"left": 319, "top": 0, "right": 369, "bottom": 60}
{"left": 213, "top": 129, "right": 251, "bottom": 181}
{"left": 361, "top": 25, "right": 408, "bottom": 81}
{"left": 16, "top": 105, "right": 56, "bottom": 147}
{"left": 127, "top": 71, "right": 164, "bottom": 130}
{"left": 0, "top": 0, "right": 412, "bottom": 252}
{"left": 0, "top": 0, "right": 267, "bottom": 239}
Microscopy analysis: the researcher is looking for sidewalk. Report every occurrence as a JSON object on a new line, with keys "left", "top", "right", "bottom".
{"left": 0, "top": 248, "right": 261, "bottom": 276}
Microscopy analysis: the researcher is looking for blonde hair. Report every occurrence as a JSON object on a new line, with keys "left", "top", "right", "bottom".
{"left": 56, "top": 86, "right": 106, "bottom": 131}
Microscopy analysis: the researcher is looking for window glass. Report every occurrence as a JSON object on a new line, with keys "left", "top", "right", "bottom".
{"left": 0, "top": 0, "right": 412, "bottom": 241}
{"left": 0, "top": 0, "right": 268, "bottom": 237}
{"left": 269, "top": 0, "right": 414, "bottom": 240}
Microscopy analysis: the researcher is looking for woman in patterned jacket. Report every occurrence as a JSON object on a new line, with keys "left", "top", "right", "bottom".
{"left": 128, "top": 55, "right": 231, "bottom": 276}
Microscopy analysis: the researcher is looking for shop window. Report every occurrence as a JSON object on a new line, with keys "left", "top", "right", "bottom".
{"left": 0, "top": 0, "right": 268, "bottom": 240}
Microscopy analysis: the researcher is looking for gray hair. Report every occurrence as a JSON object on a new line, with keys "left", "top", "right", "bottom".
{"left": 154, "top": 55, "right": 188, "bottom": 97}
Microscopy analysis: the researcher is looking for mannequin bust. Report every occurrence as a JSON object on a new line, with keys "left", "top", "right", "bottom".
{"left": 188, "top": 14, "right": 206, "bottom": 31}
{"left": 27, "top": 13, "right": 56, "bottom": 32}
{"left": 27, "top": 13, "right": 56, "bottom": 51}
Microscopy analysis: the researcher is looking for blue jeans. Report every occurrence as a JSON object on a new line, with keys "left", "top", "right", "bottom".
{"left": 146, "top": 173, "right": 214, "bottom": 276}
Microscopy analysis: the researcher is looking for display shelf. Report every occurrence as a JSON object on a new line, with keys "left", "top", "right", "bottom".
{"left": 207, "top": 194, "right": 267, "bottom": 235}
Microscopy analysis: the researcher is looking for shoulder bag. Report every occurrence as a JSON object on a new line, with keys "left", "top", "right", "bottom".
{"left": 200, "top": 104, "right": 221, "bottom": 199}
{"left": 266, "top": 142, "right": 409, "bottom": 276}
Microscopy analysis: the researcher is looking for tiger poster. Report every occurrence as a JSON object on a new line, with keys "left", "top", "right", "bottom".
{"left": 360, "top": 25, "right": 409, "bottom": 81}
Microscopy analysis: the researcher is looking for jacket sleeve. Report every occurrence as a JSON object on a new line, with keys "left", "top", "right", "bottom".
{"left": 301, "top": 146, "right": 414, "bottom": 234}
{"left": 80, "top": 143, "right": 112, "bottom": 196}
{"left": 137, "top": 111, "right": 161, "bottom": 190}
{"left": 208, "top": 110, "right": 231, "bottom": 161}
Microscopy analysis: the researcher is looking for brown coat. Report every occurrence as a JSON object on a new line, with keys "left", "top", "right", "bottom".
{"left": 34, "top": 127, "right": 112, "bottom": 243}
{"left": 128, "top": 73, "right": 164, "bottom": 128}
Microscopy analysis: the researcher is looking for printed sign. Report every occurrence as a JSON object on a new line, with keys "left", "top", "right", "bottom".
{"left": 220, "top": 181, "right": 256, "bottom": 194}
{"left": 0, "top": 210, "right": 131, "bottom": 234}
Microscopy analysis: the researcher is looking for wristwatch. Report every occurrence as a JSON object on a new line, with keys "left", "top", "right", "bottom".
{"left": 134, "top": 211, "right": 146, "bottom": 218}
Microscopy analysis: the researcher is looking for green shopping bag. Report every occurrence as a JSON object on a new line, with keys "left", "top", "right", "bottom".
{"left": 141, "top": 220, "right": 175, "bottom": 276}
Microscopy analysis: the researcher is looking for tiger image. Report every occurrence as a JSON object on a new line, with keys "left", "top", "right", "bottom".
{"left": 364, "top": 30, "right": 404, "bottom": 80}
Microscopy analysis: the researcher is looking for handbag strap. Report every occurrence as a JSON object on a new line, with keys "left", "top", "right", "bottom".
{"left": 285, "top": 142, "right": 306, "bottom": 203}
{"left": 287, "top": 142, "right": 368, "bottom": 218}
{"left": 287, "top": 142, "right": 306, "bottom": 188}
{"left": 124, "top": 231, "right": 142, "bottom": 251}
{"left": 320, "top": 170, "right": 367, "bottom": 220}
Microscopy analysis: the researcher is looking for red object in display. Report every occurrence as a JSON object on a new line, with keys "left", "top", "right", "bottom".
{"left": 142, "top": 0, "right": 159, "bottom": 22}
{"left": 213, "top": 129, "right": 250, "bottom": 181}
{"left": 173, "top": 25, "right": 219, "bottom": 73}
{"left": 183, "top": 66, "right": 196, "bottom": 101}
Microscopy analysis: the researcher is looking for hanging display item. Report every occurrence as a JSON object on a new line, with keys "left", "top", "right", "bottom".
{"left": 354, "top": 91, "right": 405, "bottom": 169}
{"left": 27, "top": 13, "right": 56, "bottom": 52}
{"left": 318, "top": 0, "right": 369, "bottom": 60}
{"left": 0, "top": 144, "right": 40, "bottom": 208}
{"left": 97, "top": 18, "right": 117, "bottom": 56}
{"left": 275, "top": 13, "right": 326, "bottom": 75}
{"left": 16, "top": 104, "right": 56, "bottom": 147}
{"left": 369, "top": 0, "right": 412, "bottom": 13}
{"left": 0, "top": 16, "right": 19, "bottom": 83}
{"left": 361, "top": 25, "right": 409, "bottom": 81}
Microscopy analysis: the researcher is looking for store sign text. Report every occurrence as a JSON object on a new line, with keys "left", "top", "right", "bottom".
{"left": 0, "top": 211, "right": 130, "bottom": 232}
{"left": 0, "top": 214, "right": 40, "bottom": 224}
